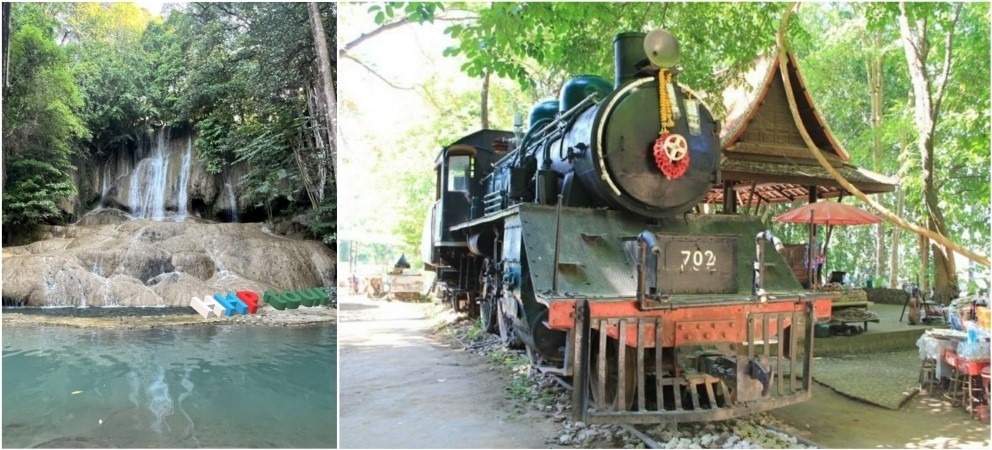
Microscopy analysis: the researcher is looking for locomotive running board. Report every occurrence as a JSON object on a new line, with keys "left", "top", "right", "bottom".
{"left": 570, "top": 300, "right": 816, "bottom": 424}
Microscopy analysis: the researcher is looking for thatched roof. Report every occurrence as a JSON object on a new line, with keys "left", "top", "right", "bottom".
{"left": 706, "top": 50, "right": 897, "bottom": 205}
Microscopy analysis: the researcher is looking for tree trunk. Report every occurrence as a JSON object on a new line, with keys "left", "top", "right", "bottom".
{"left": 481, "top": 69, "right": 490, "bottom": 129}
{"left": 920, "top": 233, "right": 929, "bottom": 294}
{"left": 2, "top": 2, "right": 9, "bottom": 191}
{"left": 865, "top": 28, "right": 886, "bottom": 282}
{"left": 898, "top": 2, "right": 963, "bottom": 300}
{"left": 889, "top": 98, "right": 914, "bottom": 289}
{"left": 2, "top": 2, "right": 10, "bottom": 96}
{"left": 889, "top": 185, "right": 905, "bottom": 288}
{"left": 307, "top": 2, "right": 337, "bottom": 181}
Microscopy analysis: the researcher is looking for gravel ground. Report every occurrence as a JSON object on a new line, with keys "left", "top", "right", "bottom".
{"left": 812, "top": 350, "right": 920, "bottom": 409}
{"left": 430, "top": 304, "right": 815, "bottom": 449}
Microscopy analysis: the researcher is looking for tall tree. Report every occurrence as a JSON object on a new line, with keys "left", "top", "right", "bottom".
{"left": 861, "top": 27, "right": 888, "bottom": 282}
{"left": 2, "top": 4, "right": 88, "bottom": 228}
{"left": 3, "top": 2, "right": 10, "bottom": 97}
{"left": 308, "top": 1, "right": 337, "bottom": 189}
{"left": 897, "top": 2, "right": 964, "bottom": 301}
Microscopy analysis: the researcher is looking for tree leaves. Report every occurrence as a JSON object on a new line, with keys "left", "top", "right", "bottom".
{"left": 3, "top": 8, "right": 87, "bottom": 227}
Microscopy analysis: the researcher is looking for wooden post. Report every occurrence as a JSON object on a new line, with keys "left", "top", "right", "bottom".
{"left": 722, "top": 181, "right": 737, "bottom": 214}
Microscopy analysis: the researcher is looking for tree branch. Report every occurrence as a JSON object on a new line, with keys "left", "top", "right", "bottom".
{"left": 340, "top": 13, "right": 476, "bottom": 55}
{"left": 341, "top": 54, "right": 415, "bottom": 90}
{"left": 932, "top": 2, "right": 962, "bottom": 121}
{"left": 898, "top": 3, "right": 931, "bottom": 64}
{"left": 341, "top": 17, "right": 413, "bottom": 55}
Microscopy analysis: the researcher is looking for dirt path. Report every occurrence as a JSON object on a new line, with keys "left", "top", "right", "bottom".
{"left": 338, "top": 293, "right": 559, "bottom": 449}
{"left": 771, "top": 382, "right": 991, "bottom": 448}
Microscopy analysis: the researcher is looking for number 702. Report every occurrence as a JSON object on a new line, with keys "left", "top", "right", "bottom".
{"left": 681, "top": 250, "right": 716, "bottom": 271}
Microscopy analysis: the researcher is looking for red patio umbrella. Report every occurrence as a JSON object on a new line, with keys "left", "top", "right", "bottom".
{"left": 774, "top": 201, "right": 882, "bottom": 288}
{"left": 774, "top": 200, "right": 882, "bottom": 226}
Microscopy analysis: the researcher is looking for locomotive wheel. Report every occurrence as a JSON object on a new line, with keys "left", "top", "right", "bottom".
{"left": 480, "top": 294, "right": 498, "bottom": 333}
{"left": 588, "top": 335, "right": 636, "bottom": 411}
{"left": 531, "top": 309, "right": 566, "bottom": 362}
{"left": 497, "top": 301, "right": 523, "bottom": 348}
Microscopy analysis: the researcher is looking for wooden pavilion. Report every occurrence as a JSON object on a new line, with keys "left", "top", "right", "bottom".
{"left": 705, "top": 50, "right": 897, "bottom": 212}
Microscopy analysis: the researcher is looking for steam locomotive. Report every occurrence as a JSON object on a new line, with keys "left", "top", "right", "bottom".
{"left": 423, "top": 29, "right": 833, "bottom": 423}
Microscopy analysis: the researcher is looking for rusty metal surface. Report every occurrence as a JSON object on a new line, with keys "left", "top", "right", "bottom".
{"left": 547, "top": 297, "right": 824, "bottom": 350}
{"left": 571, "top": 305, "right": 816, "bottom": 424}
{"left": 518, "top": 204, "right": 806, "bottom": 303}
{"left": 654, "top": 234, "right": 738, "bottom": 295}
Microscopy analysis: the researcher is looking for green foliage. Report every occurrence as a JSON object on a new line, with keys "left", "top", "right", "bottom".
{"left": 436, "top": 2, "right": 790, "bottom": 101}
{"left": 2, "top": 2, "right": 336, "bottom": 246}
{"left": 3, "top": 4, "right": 87, "bottom": 226}
{"left": 174, "top": 3, "right": 337, "bottom": 242}
{"left": 367, "top": 2, "right": 441, "bottom": 25}
{"left": 3, "top": 159, "right": 78, "bottom": 226}
{"left": 789, "top": 2, "right": 989, "bottom": 285}
{"left": 308, "top": 197, "right": 337, "bottom": 245}
{"left": 65, "top": 3, "right": 156, "bottom": 154}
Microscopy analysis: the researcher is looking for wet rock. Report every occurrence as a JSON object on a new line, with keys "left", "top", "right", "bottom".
{"left": 2, "top": 218, "right": 335, "bottom": 307}
{"left": 77, "top": 208, "right": 131, "bottom": 226}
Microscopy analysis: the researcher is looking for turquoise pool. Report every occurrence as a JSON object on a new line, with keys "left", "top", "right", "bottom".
{"left": 2, "top": 324, "right": 336, "bottom": 448}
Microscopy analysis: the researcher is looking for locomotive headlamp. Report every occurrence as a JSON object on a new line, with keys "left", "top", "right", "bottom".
{"left": 644, "top": 29, "right": 680, "bottom": 68}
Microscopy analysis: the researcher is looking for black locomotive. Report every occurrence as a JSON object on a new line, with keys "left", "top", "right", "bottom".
{"left": 423, "top": 29, "right": 832, "bottom": 423}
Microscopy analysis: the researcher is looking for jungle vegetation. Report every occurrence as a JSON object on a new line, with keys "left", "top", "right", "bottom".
{"left": 1, "top": 2, "right": 337, "bottom": 244}
{"left": 340, "top": 2, "right": 988, "bottom": 298}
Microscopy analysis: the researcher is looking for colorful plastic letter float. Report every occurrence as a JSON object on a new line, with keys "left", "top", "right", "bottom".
{"left": 212, "top": 293, "right": 235, "bottom": 316}
{"left": 281, "top": 290, "right": 302, "bottom": 309}
{"left": 190, "top": 297, "right": 216, "bottom": 319}
{"left": 236, "top": 291, "right": 260, "bottom": 314}
{"left": 201, "top": 296, "right": 225, "bottom": 317}
{"left": 298, "top": 289, "right": 319, "bottom": 307}
{"left": 193, "top": 287, "right": 331, "bottom": 319}
{"left": 264, "top": 290, "right": 286, "bottom": 311}
{"left": 224, "top": 292, "right": 248, "bottom": 315}
{"left": 212, "top": 293, "right": 244, "bottom": 316}
{"left": 302, "top": 287, "right": 329, "bottom": 306}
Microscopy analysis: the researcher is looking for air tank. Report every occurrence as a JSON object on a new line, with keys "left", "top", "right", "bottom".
{"left": 559, "top": 75, "right": 612, "bottom": 113}
{"left": 527, "top": 100, "right": 559, "bottom": 130}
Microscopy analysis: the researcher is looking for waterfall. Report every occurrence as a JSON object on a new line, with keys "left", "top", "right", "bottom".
{"left": 128, "top": 127, "right": 170, "bottom": 220}
{"left": 225, "top": 180, "right": 239, "bottom": 222}
{"left": 100, "top": 159, "right": 110, "bottom": 205}
{"left": 175, "top": 136, "right": 193, "bottom": 221}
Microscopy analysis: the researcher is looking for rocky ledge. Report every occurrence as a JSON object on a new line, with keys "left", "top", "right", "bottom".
{"left": 2, "top": 304, "right": 337, "bottom": 329}
{"left": 2, "top": 208, "right": 335, "bottom": 307}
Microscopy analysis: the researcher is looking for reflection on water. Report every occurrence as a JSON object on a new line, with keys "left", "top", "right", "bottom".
{"left": 3, "top": 325, "right": 336, "bottom": 448}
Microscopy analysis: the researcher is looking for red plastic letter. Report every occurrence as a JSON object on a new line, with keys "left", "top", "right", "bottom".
{"left": 236, "top": 290, "right": 260, "bottom": 314}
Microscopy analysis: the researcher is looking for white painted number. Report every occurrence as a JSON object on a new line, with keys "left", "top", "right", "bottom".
{"left": 680, "top": 250, "right": 717, "bottom": 271}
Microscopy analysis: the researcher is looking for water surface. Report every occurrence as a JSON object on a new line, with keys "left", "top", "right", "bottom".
{"left": 3, "top": 324, "right": 336, "bottom": 448}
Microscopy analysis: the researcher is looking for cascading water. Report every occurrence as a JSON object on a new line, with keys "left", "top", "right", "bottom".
{"left": 101, "top": 159, "right": 111, "bottom": 205}
{"left": 225, "top": 180, "right": 239, "bottom": 222}
{"left": 175, "top": 136, "right": 193, "bottom": 221}
{"left": 129, "top": 127, "right": 170, "bottom": 220}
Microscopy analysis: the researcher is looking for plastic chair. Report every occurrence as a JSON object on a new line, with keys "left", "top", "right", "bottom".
{"left": 919, "top": 357, "right": 938, "bottom": 396}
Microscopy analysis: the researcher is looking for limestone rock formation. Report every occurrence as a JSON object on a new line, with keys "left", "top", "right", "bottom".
{"left": 2, "top": 212, "right": 335, "bottom": 307}
{"left": 68, "top": 127, "right": 250, "bottom": 221}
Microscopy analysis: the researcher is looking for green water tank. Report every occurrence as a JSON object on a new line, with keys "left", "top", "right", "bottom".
{"left": 559, "top": 75, "right": 612, "bottom": 113}
{"left": 528, "top": 100, "right": 559, "bottom": 129}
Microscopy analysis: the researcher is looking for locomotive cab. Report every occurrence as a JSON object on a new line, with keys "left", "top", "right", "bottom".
{"left": 424, "top": 130, "right": 511, "bottom": 305}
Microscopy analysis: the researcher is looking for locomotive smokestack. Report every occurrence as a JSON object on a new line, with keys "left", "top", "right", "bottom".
{"left": 614, "top": 29, "right": 682, "bottom": 88}
{"left": 613, "top": 32, "right": 646, "bottom": 88}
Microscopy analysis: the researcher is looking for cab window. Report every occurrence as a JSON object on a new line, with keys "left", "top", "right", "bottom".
{"left": 447, "top": 155, "right": 473, "bottom": 192}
